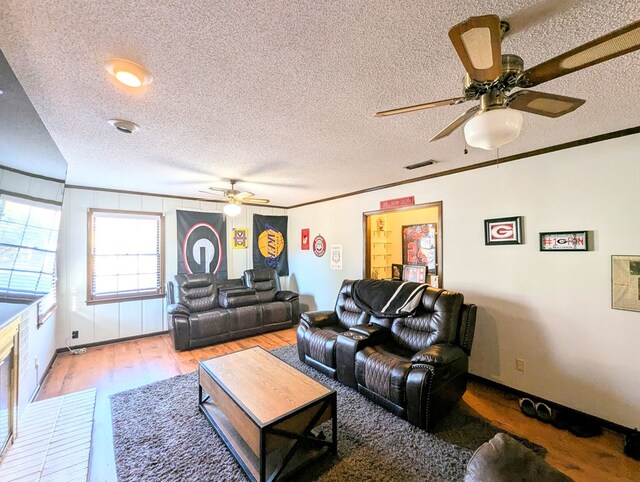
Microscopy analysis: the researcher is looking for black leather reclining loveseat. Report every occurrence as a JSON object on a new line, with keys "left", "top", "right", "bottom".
{"left": 297, "top": 279, "right": 476, "bottom": 431}
{"left": 167, "top": 268, "right": 299, "bottom": 351}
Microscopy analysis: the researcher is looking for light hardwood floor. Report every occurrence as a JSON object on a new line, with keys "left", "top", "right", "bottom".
{"left": 37, "top": 329, "right": 639, "bottom": 482}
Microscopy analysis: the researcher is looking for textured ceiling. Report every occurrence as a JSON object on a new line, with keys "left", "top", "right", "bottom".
{"left": 0, "top": 1, "right": 638, "bottom": 206}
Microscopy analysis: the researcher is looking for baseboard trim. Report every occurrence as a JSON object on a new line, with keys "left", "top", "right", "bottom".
{"left": 56, "top": 330, "right": 169, "bottom": 353}
{"left": 468, "top": 373, "right": 631, "bottom": 435}
{"left": 40, "top": 352, "right": 57, "bottom": 387}
{"left": 30, "top": 351, "right": 59, "bottom": 403}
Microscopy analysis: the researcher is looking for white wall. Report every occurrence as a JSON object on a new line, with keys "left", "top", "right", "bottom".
{"left": 10, "top": 304, "right": 57, "bottom": 422}
{"left": 12, "top": 252, "right": 59, "bottom": 437}
{"left": 287, "top": 133, "right": 640, "bottom": 428}
{"left": 0, "top": 166, "right": 65, "bottom": 204}
{"left": 57, "top": 187, "right": 286, "bottom": 348}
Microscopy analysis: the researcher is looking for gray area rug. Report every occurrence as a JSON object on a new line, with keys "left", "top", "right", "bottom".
{"left": 111, "top": 344, "right": 543, "bottom": 481}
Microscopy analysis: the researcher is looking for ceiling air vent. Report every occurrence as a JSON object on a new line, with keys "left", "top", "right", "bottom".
{"left": 404, "top": 159, "right": 436, "bottom": 170}
{"left": 108, "top": 119, "right": 140, "bottom": 134}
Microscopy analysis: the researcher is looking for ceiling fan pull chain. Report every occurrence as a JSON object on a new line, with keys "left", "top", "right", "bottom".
{"left": 496, "top": 147, "right": 500, "bottom": 168}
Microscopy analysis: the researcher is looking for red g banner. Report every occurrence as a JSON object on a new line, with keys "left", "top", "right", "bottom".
{"left": 177, "top": 210, "right": 227, "bottom": 280}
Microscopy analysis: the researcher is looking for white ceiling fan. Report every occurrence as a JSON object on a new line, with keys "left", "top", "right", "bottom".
{"left": 375, "top": 15, "right": 640, "bottom": 150}
{"left": 200, "top": 179, "right": 270, "bottom": 216}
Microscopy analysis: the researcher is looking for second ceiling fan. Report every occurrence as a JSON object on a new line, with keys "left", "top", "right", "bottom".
{"left": 375, "top": 15, "right": 640, "bottom": 150}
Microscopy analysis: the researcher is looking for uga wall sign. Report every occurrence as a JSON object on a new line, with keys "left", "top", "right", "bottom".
{"left": 380, "top": 196, "right": 415, "bottom": 210}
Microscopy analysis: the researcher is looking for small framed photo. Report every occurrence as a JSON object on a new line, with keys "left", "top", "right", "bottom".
{"left": 612, "top": 255, "right": 640, "bottom": 312}
{"left": 402, "top": 264, "right": 427, "bottom": 283}
{"left": 391, "top": 263, "right": 403, "bottom": 280}
{"left": 539, "top": 231, "right": 589, "bottom": 251}
{"left": 484, "top": 216, "right": 523, "bottom": 245}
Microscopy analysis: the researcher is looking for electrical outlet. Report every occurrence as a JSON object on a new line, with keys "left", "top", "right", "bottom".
{"left": 516, "top": 358, "right": 525, "bottom": 372}
{"left": 72, "top": 330, "right": 79, "bottom": 339}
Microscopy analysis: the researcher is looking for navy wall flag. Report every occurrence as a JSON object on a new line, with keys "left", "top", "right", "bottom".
{"left": 253, "top": 214, "right": 289, "bottom": 276}
{"left": 177, "top": 210, "right": 227, "bottom": 280}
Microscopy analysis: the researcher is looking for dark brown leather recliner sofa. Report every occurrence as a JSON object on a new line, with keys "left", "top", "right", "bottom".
{"left": 167, "top": 268, "right": 299, "bottom": 351}
{"left": 297, "top": 279, "right": 476, "bottom": 431}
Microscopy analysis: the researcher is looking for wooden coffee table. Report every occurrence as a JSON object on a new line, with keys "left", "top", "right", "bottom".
{"left": 198, "top": 346, "right": 337, "bottom": 481}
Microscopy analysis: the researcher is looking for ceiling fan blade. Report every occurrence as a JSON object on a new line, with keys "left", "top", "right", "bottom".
{"left": 430, "top": 105, "right": 480, "bottom": 142}
{"left": 507, "top": 90, "right": 585, "bottom": 118}
{"left": 199, "top": 190, "right": 226, "bottom": 197}
{"left": 235, "top": 191, "right": 255, "bottom": 200}
{"left": 242, "top": 197, "right": 270, "bottom": 205}
{"left": 521, "top": 20, "right": 640, "bottom": 87}
{"left": 448, "top": 15, "right": 503, "bottom": 82}
{"left": 374, "top": 97, "right": 466, "bottom": 117}
{"left": 206, "top": 186, "right": 228, "bottom": 193}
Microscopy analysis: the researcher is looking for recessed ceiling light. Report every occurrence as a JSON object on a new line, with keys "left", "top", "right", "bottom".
{"left": 108, "top": 119, "right": 140, "bottom": 134}
{"left": 105, "top": 58, "right": 152, "bottom": 88}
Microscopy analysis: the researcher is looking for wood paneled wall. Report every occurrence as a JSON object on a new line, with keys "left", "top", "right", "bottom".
{"left": 56, "top": 187, "right": 286, "bottom": 348}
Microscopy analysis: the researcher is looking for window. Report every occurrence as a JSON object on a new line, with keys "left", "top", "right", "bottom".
{"left": 0, "top": 198, "right": 60, "bottom": 298}
{"left": 87, "top": 209, "right": 164, "bottom": 304}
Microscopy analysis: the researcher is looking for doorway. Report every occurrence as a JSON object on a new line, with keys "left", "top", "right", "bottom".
{"left": 364, "top": 201, "right": 443, "bottom": 288}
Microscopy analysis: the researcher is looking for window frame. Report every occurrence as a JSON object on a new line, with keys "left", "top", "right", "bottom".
{"left": 37, "top": 278, "right": 57, "bottom": 328}
{"left": 86, "top": 208, "right": 165, "bottom": 305}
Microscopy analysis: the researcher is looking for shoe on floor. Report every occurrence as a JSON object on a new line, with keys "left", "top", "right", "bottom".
{"left": 519, "top": 398, "right": 536, "bottom": 418}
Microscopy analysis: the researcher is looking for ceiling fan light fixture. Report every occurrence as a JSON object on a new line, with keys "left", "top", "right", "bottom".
{"left": 463, "top": 108, "right": 523, "bottom": 150}
{"left": 223, "top": 202, "right": 241, "bottom": 217}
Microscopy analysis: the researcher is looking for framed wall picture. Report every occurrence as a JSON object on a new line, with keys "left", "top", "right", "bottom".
{"left": 330, "top": 244, "right": 342, "bottom": 270}
{"left": 232, "top": 228, "right": 248, "bottom": 249}
{"left": 402, "top": 264, "right": 427, "bottom": 284}
{"left": 301, "top": 228, "right": 310, "bottom": 250}
{"left": 612, "top": 255, "right": 640, "bottom": 312}
{"left": 402, "top": 223, "right": 437, "bottom": 273}
{"left": 391, "top": 263, "right": 403, "bottom": 280}
{"left": 484, "top": 216, "right": 523, "bottom": 245}
{"left": 540, "top": 231, "right": 589, "bottom": 251}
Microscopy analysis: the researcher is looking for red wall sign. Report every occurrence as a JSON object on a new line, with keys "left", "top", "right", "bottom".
{"left": 301, "top": 228, "right": 310, "bottom": 250}
{"left": 380, "top": 196, "right": 415, "bottom": 210}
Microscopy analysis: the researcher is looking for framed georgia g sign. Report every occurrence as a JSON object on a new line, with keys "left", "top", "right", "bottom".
{"left": 484, "top": 216, "right": 523, "bottom": 245}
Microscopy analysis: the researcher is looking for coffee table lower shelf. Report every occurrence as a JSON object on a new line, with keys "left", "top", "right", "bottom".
{"left": 199, "top": 382, "right": 337, "bottom": 482}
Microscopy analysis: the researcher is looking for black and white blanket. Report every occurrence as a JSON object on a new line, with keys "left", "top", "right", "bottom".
{"left": 352, "top": 279, "right": 427, "bottom": 318}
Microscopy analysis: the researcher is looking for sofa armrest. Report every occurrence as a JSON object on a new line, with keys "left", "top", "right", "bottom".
{"left": 299, "top": 310, "right": 337, "bottom": 329}
{"left": 168, "top": 311, "right": 190, "bottom": 351}
{"left": 167, "top": 303, "right": 190, "bottom": 316}
{"left": 275, "top": 290, "right": 299, "bottom": 302}
{"left": 411, "top": 344, "right": 466, "bottom": 366}
{"left": 348, "top": 324, "right": 389, "bottom": 343}
{"left": 335, "top": 324, "right": 388, "bottom": 388}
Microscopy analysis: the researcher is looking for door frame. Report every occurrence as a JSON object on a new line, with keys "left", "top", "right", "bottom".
{"left": 362, "top": 201, "right": 443, "bottom": 286}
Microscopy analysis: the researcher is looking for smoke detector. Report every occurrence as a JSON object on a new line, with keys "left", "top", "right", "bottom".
{"left": 108, "top": 119, "right": 140, "bottom": 134}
